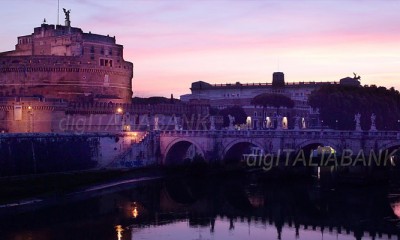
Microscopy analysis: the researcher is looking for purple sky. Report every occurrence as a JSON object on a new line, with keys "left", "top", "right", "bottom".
{"left": 0, "top": 0, "right": 399, "bottom": 97}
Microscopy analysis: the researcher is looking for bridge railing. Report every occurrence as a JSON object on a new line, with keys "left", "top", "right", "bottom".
{"left": 159, "top": 129, "right": 400, "bottom": 139}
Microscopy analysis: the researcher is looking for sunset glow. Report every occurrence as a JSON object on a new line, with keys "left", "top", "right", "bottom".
{"left": 0, "top": 0, "right": 399, "bottom": 97}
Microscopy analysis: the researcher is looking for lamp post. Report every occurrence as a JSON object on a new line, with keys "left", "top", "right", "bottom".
{"left": 27, "top": 106, "right": 34, "bottom": 132}
{"left": 397, "top": 119, "right": 400, "bottom": 131}
{"left": 116, "top": 107, "right": 124, "bottom": 131}
{"left": 335, "top": 120, "right": 338, "bottom": 130}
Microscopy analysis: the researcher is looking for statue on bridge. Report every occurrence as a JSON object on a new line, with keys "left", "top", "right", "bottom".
{"left": 154, "top": 115, "right": 159, "bottom": 131}
{"left": 174, "top": 116, "right": 180, "bottom": 131}
{"left": 354, "top": 113, "right": 362, "bottom": 131}
{"left": 294, "top": 115, "right": 300, "bottom": 130}
{"left": 301, "top": 117, "right": 306, "bottom": 129}
{"left": 228, "top": 115, "right": 235, "bottom": 130}
{"left": 370, "top": 113, "right": 377, "bottom": 131}
{"left": 210, "top": 116, "right": 216, "bottom": 131}
{"left": 276, "top": 115, "right": 283, "bottom": 130}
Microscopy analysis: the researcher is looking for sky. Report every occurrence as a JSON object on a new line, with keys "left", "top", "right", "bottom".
{"left": 0, "top": 0, "right": 399, "bottom": 97}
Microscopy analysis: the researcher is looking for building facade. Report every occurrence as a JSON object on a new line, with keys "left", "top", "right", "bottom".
{"left": 181, "top": 72, "right": 360, "bottom": 129}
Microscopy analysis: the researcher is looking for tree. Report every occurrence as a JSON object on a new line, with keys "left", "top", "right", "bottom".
{"left": 219, "top": 106, "right": 247, "bottom": 127}
{"left": 251, "top": 93, "right": 294, "bottom": 115}
{"left": 308, "top": 85, "right": 400, "bottom": 130}
{"left": 132, "top": 96, "right": 180, "bottom": 104}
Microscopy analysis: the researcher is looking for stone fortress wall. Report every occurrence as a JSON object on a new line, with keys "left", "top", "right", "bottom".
{"left": 0, "top": 24, "right": 133, "bottom": 103}
{"left": 0, "top": 96, "right": 209, "bottom": 133}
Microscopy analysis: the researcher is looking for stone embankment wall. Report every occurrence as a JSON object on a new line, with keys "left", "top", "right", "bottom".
{"left": 0, "top": 132, "right": 156, "bottom": 177}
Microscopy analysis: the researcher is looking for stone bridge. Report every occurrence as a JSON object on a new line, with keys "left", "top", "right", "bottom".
{"left": 159, "top": 129, "right": 400, "bottom": 165}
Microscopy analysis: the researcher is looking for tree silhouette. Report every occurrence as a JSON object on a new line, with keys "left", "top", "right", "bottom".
{"left": 308, "top": 85, "right": 400, "bottom": 130}
{"left": 219, "top": 106, "right": 247, "bottom": 127}
{"left": 251, "top": 93, "right": 294, "bottom": 115}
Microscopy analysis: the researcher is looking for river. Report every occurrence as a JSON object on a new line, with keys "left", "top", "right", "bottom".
{"left": 0, "top": 172, "right": 400, "bottom": 240}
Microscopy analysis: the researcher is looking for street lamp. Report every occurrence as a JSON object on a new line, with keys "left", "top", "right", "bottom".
{"left": 27, "top": 106, "right": 34, "bottom": 132}
{"left": 335, "top": 120, "right": 338, "bottom": 130}
{"left": 116, "top": 107, "right": 124, "bottom": 131}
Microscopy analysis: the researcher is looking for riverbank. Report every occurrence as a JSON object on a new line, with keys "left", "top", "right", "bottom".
{"left": 2, "top": 162, "right": 400, "bottom": 215}
{"left": 0, "top": 167, "right": 164, "bottom": 205}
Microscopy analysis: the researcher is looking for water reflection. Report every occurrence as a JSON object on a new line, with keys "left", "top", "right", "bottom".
{"left": 115, "top": 225, "right": 123, "bottom": 240}
{"left": 0, "top": 173, "right": 400, "bottom": 240}
{"left": 392, "top": 202, "right": 400, "bottom": 218}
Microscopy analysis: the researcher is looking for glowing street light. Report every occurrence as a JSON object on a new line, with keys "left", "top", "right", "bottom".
{"left": 116, "top": 107, "right": 123, "bottom": 114}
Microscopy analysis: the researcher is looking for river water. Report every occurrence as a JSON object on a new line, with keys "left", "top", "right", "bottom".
{"left": 0, "top": 172, "right": 400, "bottom": 240}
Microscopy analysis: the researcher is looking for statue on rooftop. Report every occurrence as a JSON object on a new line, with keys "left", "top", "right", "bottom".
{"left": 63, "top": 8, "right": 71, "bottom": 26}
{"left": 353, "top": 72, "right": 361, "bottom": 81}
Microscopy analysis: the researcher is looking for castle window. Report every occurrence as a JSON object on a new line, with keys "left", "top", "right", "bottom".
{"left": 109, "top": 49, "right": 113, "bottom": 55}
{"left": 90, "top": 46, "right": 95, "bottom": 53}
{"left": 100, "top": 48, "right": 104, "bottom": 55}
{"left": 100, "top": 58, "right": 113, "bottom": 67}
{"left": 107, "top": 60, "right": 113, "bottom": 67}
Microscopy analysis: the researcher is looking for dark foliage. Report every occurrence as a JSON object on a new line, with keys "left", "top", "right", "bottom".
{"left": 132, "top": 96, "right": 180, "bottom": 104}
{"left": 308, "top": 85, "right": 400, "bottom": 130}
{"left": 251, "top": 93, "right": 294, "bottom": 116}
{"left": 218, "top": 106, "right": 247, "bottom": 127}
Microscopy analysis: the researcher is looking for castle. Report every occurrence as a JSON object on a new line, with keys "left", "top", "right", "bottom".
{"left": 0, "top": 11, "right": 194, "bottom": 133}
{"left": 0, "top": 12, "right": 133, "bottom": 103}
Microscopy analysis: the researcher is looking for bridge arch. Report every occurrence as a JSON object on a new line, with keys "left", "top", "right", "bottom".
{"left": 378, "top": 141, "right": 400, "bottom": 152}
{"left": 377, "top": 141, "right": 400, "bottom": 167}
{"left": 163, "top": 138, "right": 205, "bottom": 165}
{"left": 223, "top": 139, "right": 264, "bottom": 163}
{"left": 296, "top": 139, "right": 339, "bottom": 156}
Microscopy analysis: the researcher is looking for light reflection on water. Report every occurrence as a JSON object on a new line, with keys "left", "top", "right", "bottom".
{"left": 392, "top": 202, "right": 400, "bottom": 219}
{"left": 1, "top": 173, "right": 400, "bottom": 240}
{"left": 130, "top": 219, "right": 387, "bottom": 240}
